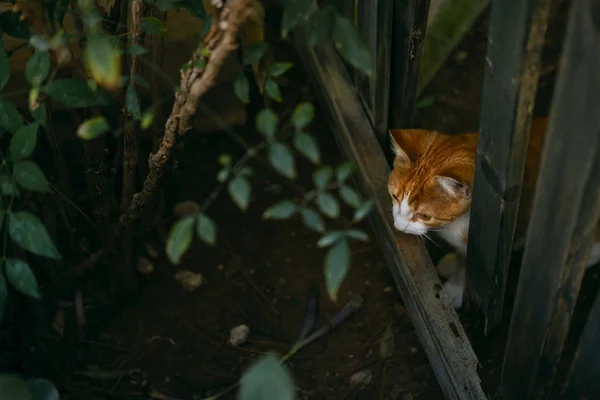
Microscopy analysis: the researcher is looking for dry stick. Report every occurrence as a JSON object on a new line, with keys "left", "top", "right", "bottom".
{"left": 66, "top": 0, "right": 257, "bottom": 278}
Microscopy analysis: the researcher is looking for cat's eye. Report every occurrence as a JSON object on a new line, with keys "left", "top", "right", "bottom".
{"left": 418, "top": 213, "right": 432, "bottom": 221}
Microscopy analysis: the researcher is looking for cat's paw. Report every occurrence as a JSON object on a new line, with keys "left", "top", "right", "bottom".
{"left": 444, "top": 280, "right": 464, "bottom": 309}
{"left": 436, "top": 253, "right": 461, "bottom": 278}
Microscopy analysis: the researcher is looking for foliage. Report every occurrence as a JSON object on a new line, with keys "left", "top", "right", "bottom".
{"left": 0, "top": 374, "right": 59, "bottom": 400}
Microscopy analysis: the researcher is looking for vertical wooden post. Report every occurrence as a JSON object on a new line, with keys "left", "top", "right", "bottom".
{"left": 371, "top": 0, "right": 393, "bottom": 144}
{"left": 501, "top": 0, "right": 600, "bottom": 397}
{"left": 466, "top": 0, "right": 550, "bottom": 333}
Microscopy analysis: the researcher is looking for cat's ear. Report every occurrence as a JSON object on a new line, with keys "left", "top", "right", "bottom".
{"left": 436, "top": 176, "right": 471, "bottom": 198}
{"left": 388, "top": 129, "right": 437, "bottom": 166}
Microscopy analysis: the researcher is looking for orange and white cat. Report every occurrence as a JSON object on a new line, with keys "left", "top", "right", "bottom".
{"left": 387, "top": 118, "right": 600, "bottom": 308}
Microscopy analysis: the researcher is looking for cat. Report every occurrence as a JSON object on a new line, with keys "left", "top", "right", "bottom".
{"left": 387, "top": 118, "right": 600, "bottom": 308}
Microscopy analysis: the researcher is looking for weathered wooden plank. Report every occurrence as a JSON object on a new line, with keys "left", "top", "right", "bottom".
{"left": 501, "top": 0, "right": 600, "bottom": 398}
{"left": 389, "top": 0, "right": 431, "bottom": 129}
{"left": 466, "top": 0, "right": 550, "bottom": 332}
{"left": 293, "top": 23, "right": 487, "bottom": 400}
{"left": 562, "top": 283, "right": 600, "bottom": 399}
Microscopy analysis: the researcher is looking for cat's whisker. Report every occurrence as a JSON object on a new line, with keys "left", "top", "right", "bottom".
{"left": 421, "top": 233, "right": 442, "bottom": 249}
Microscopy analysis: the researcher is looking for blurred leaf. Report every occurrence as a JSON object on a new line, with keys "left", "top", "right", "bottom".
{"left": 268, "top": 62, "right": 293, "bottom": 77}
{"left": 0, "top": 174, "right": 18, "bottom": 197}
{"left": 263, "top": 200, "right": 297, "bottom": 220}
{"left": 291, "top": 102, "right": 313, "bottom": 130}
{"left": 0, "top": 11, "right": 31, "bottom": 39}
{"left": 132, "top": 75, "right": 150, "bottom": 89}
{"left": 324, "top": 239, "right": 350, "bottom": 302}
{"left": 166, "top": 216, "right": 195, "bottom": 265}
{"left": 353, "top": 200, "right": 373, "bottom": 222}
{"left": 317, "top": 231, "right": 344, "bottom": 248}
{"left": 300, "top": 207, "right": 325, "bottom": 233}
{"left": 336, "top": 162, "right": 354, "bottom": 183}
{"left": 9, "top": 211, "right": 61, "bottom": 259}
{"left": 344, "top": 229, "right": 369, "bottom": 241}
{"left": 316, "top": 192, "right": 339, "bottom": 218}
{"left": 313, "top": 166, "right": 333, "bottom": 189}
{"left": 281, "top": 0, "right": 315, "bottom": 37}
{"left": 27, "top": 379, "right": 59, "bottom": 400}
{"left": 25, "top": 51, "right": 50, "bottom": 86}
{"left": 10, "top": 123, "right": 39, "bottom": 161}
{"left": 297, "top": 284, "right": 319, "bottom": 341}
{"left": 238, "top": 353, "right": 295, "bottom": 400}
{"left": 268, "top": 143, "right": 296, "bottom": 179}
{"left": 219, "top": 154, "right": 232, "bottom": 166}
{"left": 178, "top": 0, "right": 207, "bottom": 18}
{"left": 5, "top": 258, "right": 40, "bottom": 299}
{"left": 196, "top": 213, "right": 217, "bottom": 246}
{"left": 379, "top": 323, "right": 395, "bottom": 359}
{"left": 332, "top": 15, "right": 373, "bottom": 76}
{"left": 199, "top": 15, "right": 213, "bottom": 39}
{"left": 256, "top": 109, "right": 278, "bottom": 137}
{"left": 77, "top": 116, "right": 110, "bottom": 140}
{"left": 265, "top": 79, "right": 282, "bottom": 102}
{"left": 0, "top": 99, "right": 23, "bottom": 133}
{"left": 44, "top": 78, "right": 100, "bottom": 108}
{"left": 13, "top": 161, "right": 50, "bottom": 192}
{"left": 339, "top": 186, "right": 360, "bottom": 208}
{"left": 216, "top": 168, "right": 230, "bottom": 183}
{"left": 228, "top": 176, "right": 251, "bottom": 211}
{"left": 415, "top": 95, "right": 436, "bottom": 109}
{"left": 31, "top": 104, "right": 46, "bottom": 125}
{"left": 306, "top": 7, "right": 333, "bottom": 47}
{"left": 85, "top": 35, "right": 122, "bottom": 90}
{"left": 0, "top": 272, "right": 6, "bottom": 321}
{"left": 140, "top": 16, "right": 165, "bottom": 36}
{"left": 29, "top": 35, "right": 51, "bottom": 52}
{"left": 294, "top": 132, "right": 320, "bottom": 164}
{"left": 243, "top": 42, "right": 268, "bottom": 66}
{"left": 126, "top": 83, "right": 141, "bottom": 119}
{"left": 127, "top": 45, "right": 148, "bottom": 55}
{"left": 141, "top": 109, "right": 154, "bottom": 130}
{"left": 0, "top": 40, "right": 9, "bottom": 90}
{"left": 52, "top": 0, "right": 70, "bottom": 30}
{"left": 0, "top": 374, "right": 29, "bottom": 398}
{"left": 234, "top": 73, "right": 250, "bottom": 104}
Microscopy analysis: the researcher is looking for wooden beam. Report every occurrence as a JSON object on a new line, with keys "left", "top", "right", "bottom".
{"left": 293, "top": 26, "right": 486, "bottom": 400}
{"left": 466, "top": 0, "right": 550, "bottom": 333}
{"left": 501, "top": 0, "right": 600, "bottom": 397}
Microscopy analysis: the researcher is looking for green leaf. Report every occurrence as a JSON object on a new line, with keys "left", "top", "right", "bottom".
{"left": 5, "top": 258, "right": 40, "bottom": 299}
{"left": 339, "top": 186, "right": 361, "bottom": 208}
{"left": 84, "top": 35, "right": 122, "bottom": 89}
{"left": 44, "top": 78, "right": 99, "bottom": 108}
{"left": 353, "top": 200, "right": 374, "bottom": 222}
{"left": 178, "top": 0, "right": 207, "bottom": 18}
{"left": 0, "top": 374, "right": 29, "bottom": 399}
{"left": 291, "top": 102, "right": 314, "bottom": 130}
{"left": 10, "top": 123, "right": 39, "bottom": 161}
{"left": 256, "top": 109, "right": 278, "bottom": 137}
{"left": 25, "top": 51, "right": 51, "bottom": 86}
{"left": 0, "top": 273, "right": 7, "bottom": 322}
{"left": 27, "top": 379, "right": 59, "bottom": 400}
{"left": 300, "top": 207, "right": 325, "bottom": 233}
{"left": 306, "top": 7, "right": 333, "bottom": 47}
{"left": 196, "top": 214, "right": 216, "bottom": 246}
{"left": 316, "top": 192, "right": 339, "bottom": 218}
{"left": 317, "top": 231, "right": 344, "bottom": 248}
{"left": 0, "top": 40, "right": 10, "bottom": 90}
{"left": 166, "top": 215, "right": 195, "bottom": 265}
{"left": 344, "top": 229, "right": 369, "bottom": 242}
{"left": 238, "top": 353, "right": 295, "bottom": 400}
{"left": 336, "top": 162, "right": 354, "bottom": 183}
{"left": 265, "top": 79, "right": 282, "bottom": 102}
{"left": 263, "top": 200, "right": 297, "bottom": 220}
{"left": 13, "top": 161, "right": 50, "bottom": 192}
{"left": 9, "top": 211, "right": 61, "bottom": 259}
{"left": 140, "top": 16, "right": 166, "bottom": 36}
{"left": 29, "top": 35, "right": 51, "bottom": 52}
{"left": 132, "top": 75, "right": 150, "bottom": 89}
{"left": 0, "top": 99, "right": 23, "bottom": 133}
{"left": 126, "top": 83, "right": 141, "bottom": 119}
{"left": 268, "top": 62, "right": 293, "bottom": 77}
{"left": 293, "top": 132, "right": 320, "bottom": 164}
{"left": 228, "top": 176, "right": 251, "bottom": 211}
{"left": 281, "top": 0, "right": 315, "bottom": 37}
{"left": 216, "top": 168, "right": 230, "bottom": 183}
{"left": 234, "top": 73, "right": 250, "bottom": 104}
{"left": 324, "top": 239, "right": 350, "bottom": 302}
{"left": 31, "top": 104, "right": 47, "bottom": 126}
{"left": 77, "top": 116, "right": 110, "bottom": 140}
{"left": 141, "top": 109, "right": 154, "bottom": 130}
{"left": 313, "top": 166, "right": 333, "bottom": 189}
{"left": 268, "top": 143, "right": 296, "bottom": 179}
{"left": 332, "top": 15, "right": 373, "bottom": 76}
{"left": 0, "top": 173, "right": 18, "bottom": 197}
{"left": 243, "top": 42, "right": 268, "bottom": 65}
{"left": 415, "top": 95, "right": 436, "bottom": 109}
{"left": 0, "top": 11, "right": 31, "bottom": 39}
{"left": 219, "top": 153, "right": 232, "bottom": 166}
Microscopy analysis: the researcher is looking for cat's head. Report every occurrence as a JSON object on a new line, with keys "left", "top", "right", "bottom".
{"left": 387, "top": 128, "right": 477, "bottom": 235}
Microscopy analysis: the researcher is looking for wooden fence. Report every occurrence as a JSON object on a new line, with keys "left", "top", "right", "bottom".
{"left": 294, "top": 0, "right": 600, "bottom": 398}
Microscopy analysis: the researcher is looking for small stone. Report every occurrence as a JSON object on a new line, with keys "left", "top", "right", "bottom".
{"left": 349, "top": 370, "right": 372, "bottom": 387}
{"left": 228, "top": 324, "right": 250, "bottom": 346}
{"left": 137, "top": 257, "right": 154, "bottom": 275}
{"left": 174, "top": 270, "right": 204, "bottom": 292}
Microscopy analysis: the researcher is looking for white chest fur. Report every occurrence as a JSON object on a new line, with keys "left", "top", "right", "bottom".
{"left": 437, "top": 212, "right": 470, "bottom": 254}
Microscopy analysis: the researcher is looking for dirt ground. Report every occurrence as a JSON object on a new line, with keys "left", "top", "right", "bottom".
{"left": 2, "top": 2, "right": 588, "bottom": 400}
